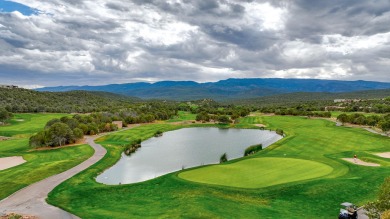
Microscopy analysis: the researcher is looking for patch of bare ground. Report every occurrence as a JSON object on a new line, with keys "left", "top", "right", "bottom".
{"left": 375, "top": 152, "right": 390, "bottom": 158}
{"left": 254, "top": 124, "right": 266, "bottom": 128}
{"left": 0, "top": 137, "right": 11, "bottom": 141}
{"left": 342, "top": 158, "right": 380, "bottom": 167}
{"left": 31, "top": 138, "right": 87, "bottom": 151}
{"left": 0, "top": 156, "right": 26, "bottom": 171}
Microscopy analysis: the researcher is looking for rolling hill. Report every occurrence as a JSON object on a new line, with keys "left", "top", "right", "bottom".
{"left": 37, "top": 78, "right": 390, "bottom": 101}
{"left": 0, "top": 88, "right": 140, "bottom": 113}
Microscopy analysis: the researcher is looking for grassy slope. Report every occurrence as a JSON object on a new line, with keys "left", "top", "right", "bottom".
{"left": 48, "top": 116, "right": 390, "bottom": 218}
{"left": 166, "top": 111, "right": 197, "bottom": 122}
{"left": 0, "top": 113, "right": 67, "bottom": 137}
{"left": 179, "top": 158, "right": 333, "bottom": 188}
{"left": 0, "top": 114, "right": 94, "bottom": 200}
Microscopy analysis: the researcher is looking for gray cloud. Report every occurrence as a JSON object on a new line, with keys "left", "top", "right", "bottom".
{"left": 0, "top": 0, "right": 389, "bottom": 87}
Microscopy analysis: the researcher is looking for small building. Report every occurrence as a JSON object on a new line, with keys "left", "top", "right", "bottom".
{"left": 325, "top": 106, "right": 346, "bottom": 111}
{"left": 334, "top": 99, "right": 346, "bottom": 103}
{"left": 112, "top": 121, "right": 123, "bottom": 129}
{"left": 0, "top": 85, "right": 18, "bottom": 89}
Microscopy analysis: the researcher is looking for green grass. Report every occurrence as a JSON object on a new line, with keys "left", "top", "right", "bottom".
{"left": 166, "top": 111, "right": 197, "bottom": 122}
{"left": 0, "top": 113, "right": 93, "bottom": 199}
{"left": 0, "top": 144, "right": 93, "bottom": 199}
{"left": 179, "top": 158, "right": 333, "bottom": 188}
{"left": 47, "top": 115, "right": 390, "bottom": 218}
{"left": 0, "top": 113, "right": 67, "bottom": 137}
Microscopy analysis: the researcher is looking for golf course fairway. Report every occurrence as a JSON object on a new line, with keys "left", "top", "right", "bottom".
{"left": 46, "top": 116, "right": 389, "bottom": 218}
{"left": 179, "top": 157, "right": 333, "bottom": 188}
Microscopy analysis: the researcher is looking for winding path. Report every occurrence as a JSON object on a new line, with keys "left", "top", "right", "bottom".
{"left": 0, "top": 135, "right": 106, "bottom": 218}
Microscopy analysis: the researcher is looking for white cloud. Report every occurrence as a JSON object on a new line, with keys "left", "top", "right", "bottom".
{"left": 243, "top": 2, "right": 287, "bottom": 31}
{"left": 0, "top": 0, "right": 389, "bottom": 86}
{"left": 322, "top": 33, "right": 390, "bottom": 55}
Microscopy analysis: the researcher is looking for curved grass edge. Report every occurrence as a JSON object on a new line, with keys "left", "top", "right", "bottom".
{"left": 178, "top": 157, "right": 334, "bottom": 189}
{"left": 46, "top": 116, "right": 390, "bottom": 218}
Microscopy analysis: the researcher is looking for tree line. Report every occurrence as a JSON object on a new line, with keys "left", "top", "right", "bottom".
{"left": 337, "top": 113, "right": 390, "bottom": 132}
{"left": 29, "top": 104, "right": 178, "bottom": 148}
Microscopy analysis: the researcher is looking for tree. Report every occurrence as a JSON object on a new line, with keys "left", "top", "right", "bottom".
{"left": 378, "top": 120, "right": 390, "bottom": 132}
{"left": 45, "top": 118, "right": 61, "bottom": 128}
{"left": 29, "top": 130, "right": 49, "bottom": 148}
{"left": 72, "top": 128, "right": 84, "bottom": 140}
{"left": 47, "top": 122, "right": 73, "bottom": 146}
{"left": 0, "top": 107, "right": 12, "bottom": 123}
{"left": 217, "top": 115, "right": 231, "bottom": 124}
{"left": 365, "top": 177, "right": 390, "bottom": 218}
{"left": 337, "top": 113, "right": 349, "bottom": 125}
{"left": 196, "top": 112, "right": 210, "bottom": 122}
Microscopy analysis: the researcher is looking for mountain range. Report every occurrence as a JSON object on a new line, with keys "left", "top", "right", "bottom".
{"left": 37, "top": 78, "right": 390, "bottom": 101}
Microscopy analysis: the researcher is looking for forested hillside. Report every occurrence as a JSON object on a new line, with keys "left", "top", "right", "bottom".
{"left": 232, "top": 89, "right": 390, "bottom": 107}
{"left": 37, "top": 78, "right": 390, "bottom": 101}
{"left": 0, "top": 88, "right": 139, "bottom": 113}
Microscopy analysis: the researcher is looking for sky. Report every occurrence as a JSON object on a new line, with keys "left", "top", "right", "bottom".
{"left": 0, "top": 0, "right": 389, "bottom": 88}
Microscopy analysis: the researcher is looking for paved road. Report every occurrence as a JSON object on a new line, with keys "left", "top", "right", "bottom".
{"left": 0, "top": 136, "right": 106, "bottom": 219}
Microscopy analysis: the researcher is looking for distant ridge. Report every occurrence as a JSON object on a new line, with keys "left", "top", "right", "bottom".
{"left": 37, "top": 78, "right": 390, "bottom": 101}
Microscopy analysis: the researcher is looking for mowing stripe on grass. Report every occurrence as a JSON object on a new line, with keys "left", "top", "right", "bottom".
{"left": 179, "top": 157, "right": 333, "bottom": 189}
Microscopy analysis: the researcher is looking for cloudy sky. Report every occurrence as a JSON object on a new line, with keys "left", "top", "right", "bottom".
{"left": 0, "top": 0, "right": 389, "bottom": 88}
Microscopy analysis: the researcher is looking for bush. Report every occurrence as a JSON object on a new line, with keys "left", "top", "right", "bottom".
{"left": 365, "top": 177, "right": 390, "bottom": 218}
{"left": 276, "top": 128, "right": 284, "bottom": 136}
{"left": 0, "top": 107, "right": 12, "bottom": 123}
{"left": 124, "top": 139, "right": 142, "bottom": 156}
{"left": 154, "top": 130, "right": 163, "bottom": 137}
{"left": 244, "top": 144, "right": 262, "bottom": 156}
{"left": 220, "top": 153, "right": 228, "bottom": 163}
{"left": 217, "top": 115, "right": 231, "bottom": 124}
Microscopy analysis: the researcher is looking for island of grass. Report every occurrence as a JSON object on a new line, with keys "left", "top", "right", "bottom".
{"left": 46, "top": 115, "right": 390, "bottom": 218}
{"left": 179, "top": 157, "right": 333, "bottom": 188}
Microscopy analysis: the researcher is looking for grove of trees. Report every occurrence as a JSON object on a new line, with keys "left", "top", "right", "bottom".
{"left": 337, "top": 113, "right": 390, "bottom": 132}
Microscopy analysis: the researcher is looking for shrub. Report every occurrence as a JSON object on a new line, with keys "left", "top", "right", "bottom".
{"left": 276, "top": 128, "right": 284, "bottom": 136}
{"left": 365, "top": 177, "right": 390, "bottom": 218}
{"left": 244, "top": 144, "right": 262, "bottom": 156}
{"left": 220, "top": 153, "right": 228, "bottom": 163}
{"left": 154, "top": 130, "right": 163, "bottom": 137}
{"left": 124, "top": 139, "right": 142, "bottom": 156}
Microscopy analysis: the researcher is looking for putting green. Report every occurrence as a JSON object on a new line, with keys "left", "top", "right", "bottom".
{"left": 179, "top": 157, "right": 333, "bottom": 188}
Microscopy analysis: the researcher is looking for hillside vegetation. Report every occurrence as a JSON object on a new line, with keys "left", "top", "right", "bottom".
{"left": 0, "top": 88, "right": 139, "bottom": 113}
{"left": 47, "top": 115, "right": 390, "bottom": 218}
{"left": 36, "top": 78, "right": 390, "bottom": 101}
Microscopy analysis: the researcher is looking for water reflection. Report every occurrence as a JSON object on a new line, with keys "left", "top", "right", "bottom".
{"left": 96, "top": 127, "right": 282, "bottom": 184}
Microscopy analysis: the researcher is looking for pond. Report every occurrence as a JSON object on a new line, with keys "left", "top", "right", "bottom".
{"left": 96, "top": 127, "right": 282, "bottom": 185}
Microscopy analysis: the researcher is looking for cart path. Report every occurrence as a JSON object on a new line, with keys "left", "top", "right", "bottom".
{"left": 0, "top": 135, "right": 106, "bottom": 219}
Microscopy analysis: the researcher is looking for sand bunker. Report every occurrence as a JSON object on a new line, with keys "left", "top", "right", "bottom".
{"left": 375, "top": 152, "right": 390, "bottom": 158}
{"left": 0, "top": 136, "right": 11, "bottom": 141}
{"left": 0, "top": 156, "right": 26, "bottom": 171}
{"left": 342, "top": 158, "right": 380, "bottom": 167}
{"left": 254, "top": 124, "right": 266, "bottom": 128}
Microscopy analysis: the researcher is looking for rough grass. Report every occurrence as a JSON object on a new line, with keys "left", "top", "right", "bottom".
{"left": 0, "top": 113, "right": 67, "bottom": 137}
{"left": 166, "top": 111, "right": 197, "bottom": 122}
{"left": 47, "top": 115, "right": 390, "bottom": 218}
{"left": 0, "top": 113, "right": 93, "bottom": 200}
{"left": 179, "top": 158, "right": 333, "bottom": 188}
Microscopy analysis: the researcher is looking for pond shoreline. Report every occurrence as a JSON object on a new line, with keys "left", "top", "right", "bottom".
{"left": 96, "top": 126, "right": 282, "bottom": 185}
